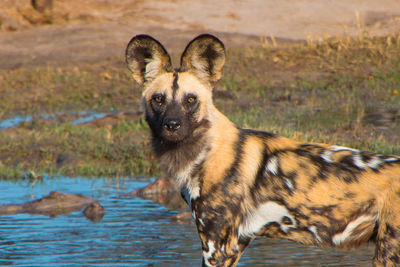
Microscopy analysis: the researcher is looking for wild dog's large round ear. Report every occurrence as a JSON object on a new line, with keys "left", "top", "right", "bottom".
{"left": 180, "top": 34, "right": 226, "bottom": 84}
{"left": 125, "top": 34, "right": 172, "bottom": 85}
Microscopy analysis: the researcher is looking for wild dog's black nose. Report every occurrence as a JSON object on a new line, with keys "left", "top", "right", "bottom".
{"left": 163, "top": 118, "right": 182, "bottom": 131}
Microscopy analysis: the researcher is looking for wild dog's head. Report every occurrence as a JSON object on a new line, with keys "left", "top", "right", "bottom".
{"left": 125, "top": 34, "right": 225, "bottom": 143}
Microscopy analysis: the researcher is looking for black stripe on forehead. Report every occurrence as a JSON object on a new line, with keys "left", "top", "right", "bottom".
{"left": 172, "top": 71, "right": 179, "bottom": 98}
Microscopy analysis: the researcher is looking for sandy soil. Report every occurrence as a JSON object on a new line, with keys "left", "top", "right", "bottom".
{"left": 0, "top": 0, "right": 399, "bottom": 69}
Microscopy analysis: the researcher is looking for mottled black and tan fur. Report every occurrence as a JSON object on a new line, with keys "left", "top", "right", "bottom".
{"left": 125, "top": 34, "right": 400, "bottom": 267}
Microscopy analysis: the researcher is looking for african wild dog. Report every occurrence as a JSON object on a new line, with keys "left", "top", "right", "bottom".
{"left": 125, "top": 34, "right": 400, "bottom": 266}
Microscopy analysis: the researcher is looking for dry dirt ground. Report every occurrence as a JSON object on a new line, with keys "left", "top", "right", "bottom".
{"left": 0, "top": 0, "right": 400, "bottom": 69}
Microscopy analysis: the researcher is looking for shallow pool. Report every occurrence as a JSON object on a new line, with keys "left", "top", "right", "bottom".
{"left": 0, "top": 176, "right": 374, "bottom": 266}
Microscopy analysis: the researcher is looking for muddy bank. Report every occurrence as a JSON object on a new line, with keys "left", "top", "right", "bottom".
{"left": 1, "top": 0, "right": 399, "bottom": 69}
{"left": 0, "top": 23, "right": 262, "bottom": 70}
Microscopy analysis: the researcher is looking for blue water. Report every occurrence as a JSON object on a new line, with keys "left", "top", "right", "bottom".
{"left": 71, "top": 112, "right": 107, "bottom": 125}
{"left": 0, "top": 112, "right": 107, "bottom": 130}
{"left": 0, "top": 176, "right": 374, "bottom": 266}
{"left": 0, "top": 115, "right": 32, "bottom": 129}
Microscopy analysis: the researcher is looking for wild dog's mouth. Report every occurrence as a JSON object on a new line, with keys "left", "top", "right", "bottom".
{"left": 159, "top": 126, "right": 187, "bottom": 143}
{"left": 147, "top": 116, "right": 190, "bottom": 143}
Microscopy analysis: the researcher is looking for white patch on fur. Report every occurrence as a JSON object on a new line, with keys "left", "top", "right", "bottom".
{"left": 175, "top": 170, "right": 188, "bottom": 186}
{"left": 221, "top": 244, "right": 226, "bottom": 252}
{"left": 309, "top": 226, "right": 322, "bottom": 243}
{"left": 265, "top": 156, "right": 279, "bottom": 175}
{"left": 384, "top": 157, "right": 400, "bottom": 163}
{"left": 239, "top": 202, "right": 296, "bottom": 237}
{"left": 331, "top": 146, "right": 359, "bottom": 153}
{"left": 321, "top": 150, "right": 333, "bottom": 163}
{"left": 332, "top": 215, "right": 377, "bottom": 246}
{"left": 188, "top": 182, "right": 200, "bottom": 200}
{"left": 353, "top": 154, "right": 384, "bottom": 169}
{"left": 198, "top": 218, "right": 205, "bottom": 227}
{"left": 176, "top": 164, "right": 194, "bottom": 186}
{"left": 176, "top": 150, "right": 207, "bottom": 196}
{"left": 284, "top": 178, "right": 294, "bottom": 191}
{"left": 203, "top": 240, "right": 216, "bottom": 266}
{"left": 366, "top": 157, "right": 383, "bottom": 169}
{"left": 353, "top": 154, "right": 367, "bottom": 169}
{"left": 331, "top": 146, "right": 384, "bottom": 169}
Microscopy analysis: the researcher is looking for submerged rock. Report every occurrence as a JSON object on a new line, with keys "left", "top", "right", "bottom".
{"left": 171, "top": 211, "right": 192, "bottom": 224}
{"left": 125, "top": 177, "right": 189, "bottom": 217}
{"left": 83, "top": 202, "right": 106, "bottom": 222}
{"left": 128, "top": 176, "right": 180, "bottom": 196}
{"left": 0, "top": 191, "right": 105, "bottom": 221}
{"left": 0, "top": 204, "right": 24, "bottom": 214}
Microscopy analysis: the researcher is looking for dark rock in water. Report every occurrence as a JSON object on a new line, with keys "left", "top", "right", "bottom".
{"left": 127, "top": 176, "right": 180, "bottom": 196}
{"left": 0, "top": 191, "right": 105, "bottom": 221}
{"left": 22, "top": 191, "right": 94, "bottom": 215}
{"left": 0, "top": 204, "right": 24, "bottom": 214}
{"left": 125, "top": 177, "right": 187, "bottom": 210}
{"left": 83, "top": 202, "right": 106, "bottom": 222}
{"left": 144, "top": 190, "right": 187, "bottom": 210}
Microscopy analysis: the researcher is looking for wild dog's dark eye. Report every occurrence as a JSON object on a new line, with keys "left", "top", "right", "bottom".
{"left": 152, "top": 95, "right": 164, "bottom": 105}
{"left": 187, "top": 96, "right": 197, "bottom": 104}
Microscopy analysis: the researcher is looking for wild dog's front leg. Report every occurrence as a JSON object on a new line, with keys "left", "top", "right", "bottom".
{"left": 374, "top": 224, "right": 400, "bottom": 267}
{"left": 199, "top": 227, "right": 250, "bottom": 267}
{"left": 374, "top": 218, "right": 400, "bottom": 266}
{"left": 192, "top": 206, "right": 251, "bottom": 267}
{"left": 374, "top": 187, "right": 400, "bottom": 267}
